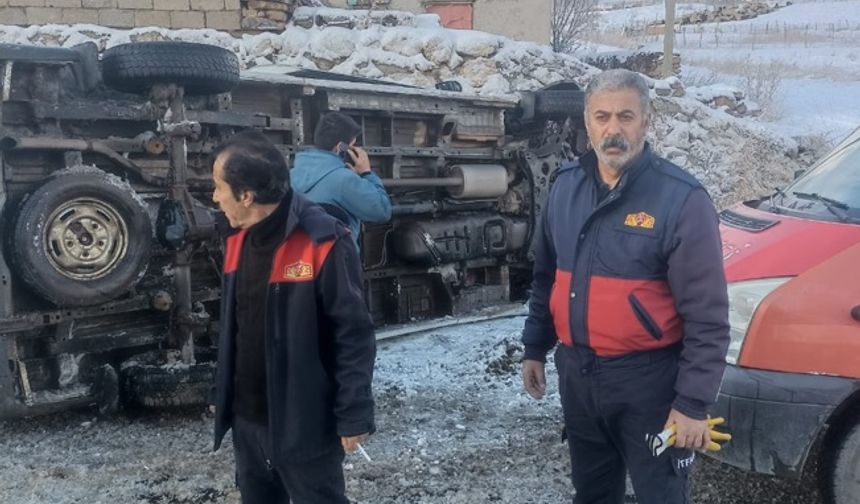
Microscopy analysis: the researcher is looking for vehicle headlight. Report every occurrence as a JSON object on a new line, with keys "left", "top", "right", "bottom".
{"left": 726, "top": 277, "right": 792, "bottom": 364}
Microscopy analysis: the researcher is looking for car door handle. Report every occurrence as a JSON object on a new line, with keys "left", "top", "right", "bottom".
{"left": 852, "top": 305, "right": 860, "bottom": 322}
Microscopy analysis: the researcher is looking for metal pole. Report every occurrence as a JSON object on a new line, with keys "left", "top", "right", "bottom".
{"left": 663, "top": 0, "right": 676, "bottom": 78}
{"left": 166, "top": 85, "right": 196, "bottom": 365}
{"left": 381, "top": 177, "right": 463, "bottom": 188}
{"left": 0, "top": 61, "right": 13, "bottom": 318}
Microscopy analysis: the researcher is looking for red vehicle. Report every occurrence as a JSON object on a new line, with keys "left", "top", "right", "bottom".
{"left": 711, "top": 125, "right": 860, "bottom": 504}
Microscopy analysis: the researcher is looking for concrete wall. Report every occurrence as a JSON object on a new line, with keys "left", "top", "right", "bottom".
{"left": 327, "top": 0, "right": 550, "bottom": 44}
{"left": 473, "top": 0, "right": 550, "bottom": 44}
{"left": 0, "top": 0, "right": 296, "bottom": 31}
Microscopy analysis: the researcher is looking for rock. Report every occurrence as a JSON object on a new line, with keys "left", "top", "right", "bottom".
{"left": 241, "top": 16, "right": 284, "bottom": 30}
{"left": 454, "top": 32, "right": 500, "bottom": 58}
{"left": 713, "top": 95, "right": 738, "bottom": 110}
{"left": 313, "top": 10, "right": 356, "bottom": 29}
{"left": 653, "top": 80, "right": 673, "bottom": 97}
{"left": 381, "top": 28, "right": 424, "bottom": 57}
{"left": 281, "top": 26, "right": 310, "bottom": 54}
{"left": 480, "top": 74, "right": 512, "bottom": 96}
{"left": 422, "top": 33, "right": 454, "bottom": 66}
{"left": 291, "top": 9, "right": 315, "bottom": 29}
{"left": 248, "top": 35, "right": 282, "bottom": 59}
{"left": 459, "top": 57, "right": 498, "bottom": 88}
{"left": 307, "top": 26, "right": 355, "bottom": 63}
{"left": 130, "top": 31, "right": 167, "bottom": 43}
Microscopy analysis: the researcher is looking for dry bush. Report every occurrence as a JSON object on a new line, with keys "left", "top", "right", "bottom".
{"left": 681, "top": 67, "right": 720, "bottom": 88}
{"left": 729, "top": 135, "right": 795, "bottom": 204}
{"left": 739, "top": 60, "right": 788, "bottom": 119}
{"left": 552, "top": 0, "right": 601, "bottom": 53}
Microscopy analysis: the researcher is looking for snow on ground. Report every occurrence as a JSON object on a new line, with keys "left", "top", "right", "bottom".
{"left": 0, "top": 316, "right": 824, "bottom": 504}
{"left": 587, "top": 0, "right": 860, "bottom": 142}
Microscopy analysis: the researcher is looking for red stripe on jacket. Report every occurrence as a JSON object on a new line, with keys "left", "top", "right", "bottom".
{"left": 587, "top": 276, "right": 682, "bottom": 356}
{"left": 224, "top": 229, "right": 249, "bottom": 274}
{"left": 549, "top": 269, "right": 573, "bottom": 347}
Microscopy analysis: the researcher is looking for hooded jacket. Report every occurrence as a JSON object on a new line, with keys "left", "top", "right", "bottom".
{"left": 291, "top": 149, "right": 392, "bottom": 245}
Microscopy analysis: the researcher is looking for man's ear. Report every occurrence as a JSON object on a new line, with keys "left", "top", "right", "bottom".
{"left": 240, "top": 190, "right": 255, "bottom": 207}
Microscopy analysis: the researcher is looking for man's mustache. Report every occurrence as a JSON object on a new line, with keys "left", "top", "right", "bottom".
{"left": 600, "top": 135, "right": 630, "bottom": 152}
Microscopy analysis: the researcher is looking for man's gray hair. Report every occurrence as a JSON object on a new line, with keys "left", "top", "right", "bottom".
{"left": 584, "top": 69, "right": 651, "bottom": 116}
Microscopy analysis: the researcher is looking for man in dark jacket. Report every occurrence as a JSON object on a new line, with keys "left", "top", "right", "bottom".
{"left": 520, "top": 69, "right": 730, "bottom": 503}
{"left": 291, "top": 112, "right": 392, "bottom": 248}
{"left": 210, "top": 130, "right": 376, "bottom": 504}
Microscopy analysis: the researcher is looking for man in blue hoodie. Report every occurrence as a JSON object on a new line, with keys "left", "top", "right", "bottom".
{"left": 291, "top": 112, "right": 392, "bottom": 248}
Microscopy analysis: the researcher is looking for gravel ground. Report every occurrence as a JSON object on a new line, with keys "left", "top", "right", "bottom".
{"left": 0, "top": 317, "right": 825, "bottom": 504}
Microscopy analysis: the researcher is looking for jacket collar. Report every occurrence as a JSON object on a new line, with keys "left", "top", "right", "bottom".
{"left": 283, "top": 190, "right": 309, "bottom": 240}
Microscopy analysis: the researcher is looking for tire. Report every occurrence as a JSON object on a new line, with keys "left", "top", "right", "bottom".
{"left": 101, "top": 42, "right": 240, "bottom": 96}
{"left": 534, "top": 89, "right": 586, "bottom": 119}
{"left": 122, "top": 363, "right": 215, "bottom": 409}
{"left": 12, "top": 169, "right": 152, "bottom": 306}
{"left": 825, "top": 419, "right": 860, "bottom": 504}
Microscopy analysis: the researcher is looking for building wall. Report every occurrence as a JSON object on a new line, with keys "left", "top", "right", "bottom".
{"left": 0, "top": 0, "right": 296, "bottom": 31}
{"left": 328, "top": 0, "right": 551, "bottom": 44}
{"left": 473, "top": 0, "right": 550, "bottom": 44}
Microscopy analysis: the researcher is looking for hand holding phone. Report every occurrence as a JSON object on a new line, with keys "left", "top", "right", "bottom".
{"left": 344, "top": 145, "right": 371, "bottom": 175}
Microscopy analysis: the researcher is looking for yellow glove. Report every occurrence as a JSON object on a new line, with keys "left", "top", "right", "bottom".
{"left": 666, "top": 416, "right": 732, "bottom": 452}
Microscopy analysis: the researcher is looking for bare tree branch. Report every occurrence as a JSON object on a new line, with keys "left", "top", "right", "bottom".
{"left": 552, "top": 0, "right": 599, "bottom": 53}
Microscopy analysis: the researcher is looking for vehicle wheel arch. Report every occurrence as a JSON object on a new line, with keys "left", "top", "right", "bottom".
{"left": 817, "top": 387, "right": 860, "bottom": 503}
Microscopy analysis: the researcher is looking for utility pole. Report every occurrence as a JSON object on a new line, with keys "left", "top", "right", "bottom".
{"left": 663, "top": 0, "right": 676, "bottom": 77}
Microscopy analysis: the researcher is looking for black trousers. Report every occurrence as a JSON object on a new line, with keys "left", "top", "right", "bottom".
{"left": 555, "top": 344, "right": 695, "bottom": 504}
{"left": 232, "top": 415, "right": 349, "bottom": 504}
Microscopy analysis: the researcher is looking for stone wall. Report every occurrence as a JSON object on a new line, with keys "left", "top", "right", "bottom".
{"left": 583, "top": 50, "right": 681, "bottom": 79}
{"left": 645, "top": 1, "right": 779, "bottom": 29}
{"left": 0, "top": 0, "right": 296, "bottom": 31}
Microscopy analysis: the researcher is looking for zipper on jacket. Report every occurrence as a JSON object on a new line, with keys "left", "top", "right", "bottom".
{"left": 574, "top": 190, "right": 620, "bottom": 347}
{"left": 263, "top": 263, "right": 281, "bottom": 458}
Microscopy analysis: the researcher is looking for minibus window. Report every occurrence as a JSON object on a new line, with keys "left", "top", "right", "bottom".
{"left": 776, "top": 130, "right": 860, "bottom": 222}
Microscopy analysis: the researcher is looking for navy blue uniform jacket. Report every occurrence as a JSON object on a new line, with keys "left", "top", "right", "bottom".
{"left": 213, "top": 194, "right": 376, "bottom": 463}
{"left": 522, "top": 144, "right": 730, "bottom": 419}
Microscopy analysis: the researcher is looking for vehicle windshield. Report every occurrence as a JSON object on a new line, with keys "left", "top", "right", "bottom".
{"left": 767, "top": 127, "right": 860, "bottom": 223}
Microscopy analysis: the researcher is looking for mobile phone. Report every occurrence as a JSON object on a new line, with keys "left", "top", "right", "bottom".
{"left": 337, "top": 142, "right": 351, "bottom": 163}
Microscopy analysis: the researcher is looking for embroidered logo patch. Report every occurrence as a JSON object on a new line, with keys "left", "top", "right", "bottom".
{"left": 283, "top": 260, "right": 313, "bottom": 279}
{"left": 624, "top": 212, "right": 656, "bottom": 229}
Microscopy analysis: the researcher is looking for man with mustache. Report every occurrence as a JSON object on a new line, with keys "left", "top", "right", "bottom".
{"left": 521, "top": 69, "right": 729, "bottom": 503}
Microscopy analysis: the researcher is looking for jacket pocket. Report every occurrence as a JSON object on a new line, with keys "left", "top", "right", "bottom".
{"left": 628, "top": 294, "right": 663, "bottom": 340}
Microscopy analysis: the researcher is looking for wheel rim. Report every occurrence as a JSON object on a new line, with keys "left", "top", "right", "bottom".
{"left": 44, "top": 198, "right": 129, "bottom": 280}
